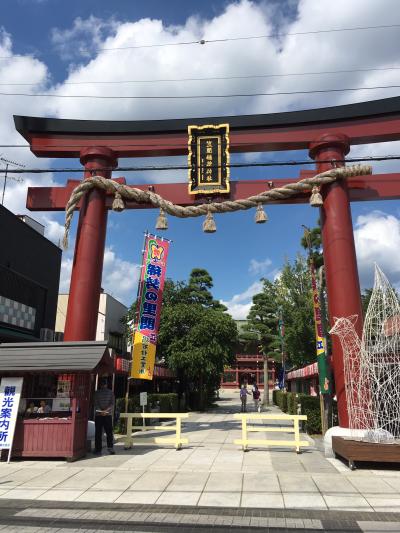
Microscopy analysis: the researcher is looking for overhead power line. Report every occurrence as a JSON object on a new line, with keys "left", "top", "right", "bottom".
{"left": 0, "top": 84, "right": 399, "bottom": 100}
{"left": 0, "top": 65, "right": 399, "bottom": 86}
{"left": 74, "top": 23, "right": 400, "bottom": 52}
{"left": 1, "top": 22, "right": 400, "bottom": 60}
{"left": 3, "top": 155, "right": 400, "bottom": 175}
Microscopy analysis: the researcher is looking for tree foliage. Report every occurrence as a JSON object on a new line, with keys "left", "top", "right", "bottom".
{"left": 243, "top": 280, "right": 281, "bottom": 359}
{"left": 123, "top": 268, "right": 237, "bottom": 410}
{"left": 245, "top": 256, "right": 316, "bottom": 369}
{"left": 300, "top": 222, "right": 323, "bottom": 269}
{"left": 275, "top": 256, "right": 315, "bottom": 367}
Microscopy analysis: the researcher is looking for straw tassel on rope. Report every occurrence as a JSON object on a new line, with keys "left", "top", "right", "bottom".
{"left": 203, "top": 209, "right": 217, "bottom": 233}
{"left": 310, "top": 186, "right": 324, "bottom": 207}
{"left": 112, "top": 191, "right": 125, "bottom": 212}
{"left": 255, "top": 203, "right": 268, "bottom": 223}
{"left": 155, "top": 207, "right": 168, "bottom": 230}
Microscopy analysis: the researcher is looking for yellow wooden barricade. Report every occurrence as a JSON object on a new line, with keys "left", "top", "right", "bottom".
{"left": 234, "top": 413, "right": 309, "bottom": 453}
{"left": 119, "top": 412, "right": 189, "bottom": 450}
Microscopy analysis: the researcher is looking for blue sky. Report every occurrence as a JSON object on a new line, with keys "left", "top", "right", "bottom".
{"left": 1, "top": 0, "right": 400, "bottom": 317}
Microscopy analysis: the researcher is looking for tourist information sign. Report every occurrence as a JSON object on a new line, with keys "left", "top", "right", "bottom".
{"left": 0, "top": 377, "right": 23, "bottom": 462}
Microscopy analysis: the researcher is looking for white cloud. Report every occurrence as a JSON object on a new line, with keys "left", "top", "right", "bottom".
{"left": 354, "top": 211, "right": 400, "bottom": 288}
{"left": 58, "top": 246, "right": 140, "bottom": 304}
{"left": 1, "top": 0, "right": 400, "bottom": 311}
{"left": 59, "top": 256, "right": 72, "bottom": 293}
{"left": 249, "top": 257, "right": 272, "bottom": 275}
{"left": 51, "top": 16, "right": 118, "bottom": 62}
{"left": 221, "top": 280, "right": 263, "bottom": 319}
{"left": 102, "top": 247, "right": 141, "bottom": 304}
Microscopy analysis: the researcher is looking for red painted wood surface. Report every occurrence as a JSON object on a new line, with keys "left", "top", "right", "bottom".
{"left": 13, "top": 418, "right": 73, "bottom": 457}
{"left": 26, "top": 173, "right": 400, "bottom": 211}
{"left": 310, "top": 135, "right": 363, "bottom": 428}
{"left": 26, "top": 115, "right": 400, "bottom": 157}
{"left": 63, "top": 148, "right": 116, "bottom": 342}
{"left": 12, "top": 414, "right": 87, "bottom": 459}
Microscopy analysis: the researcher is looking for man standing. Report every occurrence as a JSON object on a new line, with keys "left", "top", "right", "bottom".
{"left": 94, "top": 378, "right": 115, "bottom": 455}
{"left": 240, "top": 384, "right": 251, "bottom": 413}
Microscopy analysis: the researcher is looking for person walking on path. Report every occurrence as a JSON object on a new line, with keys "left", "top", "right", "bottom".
{"left": 252, "top": 383, "right": 261, "bottom": 412}
{"left": 94, "top": 378, "right": 115, "bottom": 455}
{"left": 240, "top": 384, "right": 251, "bottom": 412}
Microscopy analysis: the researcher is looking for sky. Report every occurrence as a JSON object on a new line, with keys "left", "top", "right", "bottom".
{"left": 1, "top": 0, "right": 400, "bottom": 319}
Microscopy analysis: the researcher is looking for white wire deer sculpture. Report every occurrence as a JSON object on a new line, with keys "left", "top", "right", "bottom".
{"left": 329, "top": 265, "right": 400, "bottom": 443}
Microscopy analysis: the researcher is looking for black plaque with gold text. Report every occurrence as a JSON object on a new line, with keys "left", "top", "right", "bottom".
{"left": 188, "top": 124, "right": 230, "bottom": 195}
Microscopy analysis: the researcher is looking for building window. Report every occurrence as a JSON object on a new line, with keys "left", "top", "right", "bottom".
{"left": 108, "top": 332, "right": 126, "bottom": 353}
{"left": 223, "top": 371, "right": 236, "bottom": 383}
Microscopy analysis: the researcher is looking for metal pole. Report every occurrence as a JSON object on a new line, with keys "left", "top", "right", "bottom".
{"left": 263, "top": 357, "right": 269, "bottom": 405}
{"left": 279, "top": 307, "right": 286, "bottom": 391}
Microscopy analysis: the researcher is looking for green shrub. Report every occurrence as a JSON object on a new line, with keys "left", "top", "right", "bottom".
{"left": 281, "top": 393, "right": 288, "bottom": 413}
{"left": 272, "top": 389, "right": 278, "bottom": 405}
{"left": 299, "top": 395, "right": 322, "bottom": 434}
{"left": 114, "top": 393, "right": 179, "bottom": 432}
{"left": 168, "top": 393, "right": 179, "bottom": 412}
{"left": 286, "top": 392, "right": 299, "bottom": 415}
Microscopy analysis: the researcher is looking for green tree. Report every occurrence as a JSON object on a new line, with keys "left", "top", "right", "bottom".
{"left": 361, "top": 288, "right": 373, "bottom": 318}
{"left": 244, "top": 280, "right": 281, "bottom": 359}
{"left": 187, "top": 268, "right": 227, "bottom": 310}
{"left": 275, "top": 256, "right": 315, "bottom": 368}
{"left": 300, "top": 221, "right": 323, "bottom": 269}
{"left": 156, "top": 270, "right": 237, "bottom": 409}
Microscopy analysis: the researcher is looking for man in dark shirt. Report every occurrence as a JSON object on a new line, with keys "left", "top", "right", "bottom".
{"left": 94, "top": 378, "right": 115, "bottom": 455}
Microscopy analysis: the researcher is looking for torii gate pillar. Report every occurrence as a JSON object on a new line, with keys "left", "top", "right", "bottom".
{"left": 64, "top": 147, "right": 117, "bottom": 342}
{"left": 310, "top": 134, "right": 363, "bottom": 428}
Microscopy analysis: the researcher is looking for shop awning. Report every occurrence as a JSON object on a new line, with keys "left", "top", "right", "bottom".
{"left": 0, "top": 341, "right": 114, "bottom": 373}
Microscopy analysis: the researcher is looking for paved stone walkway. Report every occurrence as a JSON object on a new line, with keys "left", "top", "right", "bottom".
{"left": 0, "top": 390, "right": 399, "bottom": 519}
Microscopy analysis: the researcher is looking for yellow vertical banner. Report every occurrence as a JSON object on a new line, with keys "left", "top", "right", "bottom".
{"left": 131, "top": 332, "right": 157, "bottom": 380}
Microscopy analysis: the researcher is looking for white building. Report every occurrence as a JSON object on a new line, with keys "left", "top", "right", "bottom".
{"left": 55, "top": 292, "right": 128, "bottom": 354}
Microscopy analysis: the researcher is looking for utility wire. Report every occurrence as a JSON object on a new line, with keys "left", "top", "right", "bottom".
{"left": 0, "top": 65, "right": 400, "bottom": 86}
{"left": 3, "top": 155, "right": 400, "bottom": 175}
{"left": 0, "top": 84, "right": 399, "bottom": 100}
{"left": 1, "top": 23, "right": 400, "bottom": 60}
{"left": 69, "top": 23, "right": 400, "bottom": 52}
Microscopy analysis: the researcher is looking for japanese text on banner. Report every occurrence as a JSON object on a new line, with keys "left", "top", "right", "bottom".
{"left": 0, "top": 378, "right": 23, "bottom": 451}
{"left": 131, "top": 235, "right": 170, "bottom": 380}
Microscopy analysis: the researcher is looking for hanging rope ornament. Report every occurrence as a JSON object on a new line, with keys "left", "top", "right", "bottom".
{"left": 310, "top": 186, "right": 324, "bottom": 207}
{"left": 112, "top": 191, "right": 125, "bottom": 212}
{"left": 255, "top": 203, "right": 268, "bottom": 223}
{"left": 61, "top": 165, "right": 371, "bottom": 249}
{"left": 203, "top": 209, "right": 217, "bottom": 233}
{"left": 155, "top": 207, "right": 168, "bottom": 230}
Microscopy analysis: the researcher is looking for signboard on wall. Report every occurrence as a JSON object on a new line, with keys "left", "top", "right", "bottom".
{"left": 0, "top": 377, "right": 23, "bottom": 460}
{"left": 188, "top": 123, "right": 230, "bottom": 195}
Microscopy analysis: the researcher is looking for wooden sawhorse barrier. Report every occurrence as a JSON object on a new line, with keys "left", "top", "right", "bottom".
{"left": 119, "top": 412, "right": 189, "bottom": 450}
{"left": 234, "top": 413, "right": 309, "bottom": 453}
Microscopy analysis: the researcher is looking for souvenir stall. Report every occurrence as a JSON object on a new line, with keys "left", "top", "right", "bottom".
{"left": 0, "top": 341, "right": 113, "bottom": 460}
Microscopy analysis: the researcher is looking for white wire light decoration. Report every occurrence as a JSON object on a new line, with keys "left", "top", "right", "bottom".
{"left": 330, "top": 265, "right": 400, "bottom": 443}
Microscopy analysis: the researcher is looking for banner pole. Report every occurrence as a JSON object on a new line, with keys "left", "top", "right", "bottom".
{"left": 302, "top": 226, "right": 332, "bottom": 433}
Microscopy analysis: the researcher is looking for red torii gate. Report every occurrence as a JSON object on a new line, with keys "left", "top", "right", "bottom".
{"left": 14, "top": 95, "right": 400, "bottom": 428}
